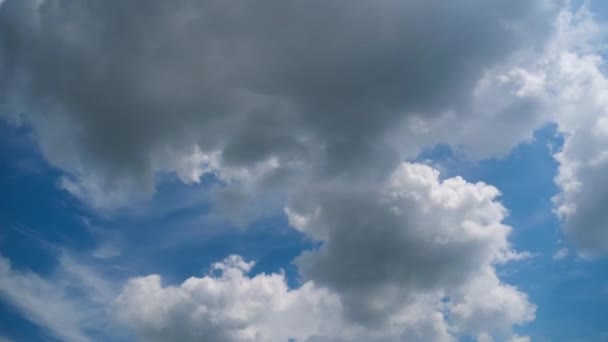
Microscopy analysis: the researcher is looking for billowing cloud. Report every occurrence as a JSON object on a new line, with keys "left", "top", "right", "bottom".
{"left": 114, "top": 255, "right": 351, "bottom": 342}
{"left": 0, "top": 0, "right": 560, "bottom": 207}
{"left": 287, "top": 163, "right": 533, "bottom": 340}
{"left": 115, "top": 254, "right": 531, "bottom": 342}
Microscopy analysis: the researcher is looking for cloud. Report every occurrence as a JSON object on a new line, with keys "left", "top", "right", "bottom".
{"left": 0, "top": 160, "right": 536, "bottom": 342}
{"left": 0, "top": 162, "right": 525, "bottom": 342}
{"left": 551, "top": 48, "right": 608, "bottom": 255}
{"left": 114, "top": 255, "right": 350, "bottom": 342}
{"left": 479, "top": 4, "right": 608, "bottom": 255}
{"left": 388, "top": 2, "right": 608, "bottom": 256}
{"left": 6, "top": 0, "right": 605, "bottom": 340}
{"left": 287, "top": 163, "right": 534, "bottom": 340}
{"left": 539, "top": 5, "right": 608, "bottom": 256}
{"left": 0, "top": 167, "right": 536, "bottom": 342}
{"left": 115, "top": 253, "right": 530, "bottom": 342}
{"left": 0, "top": 0, "right": 560, "bottom": 207}
{"left": 553, "top": 247, "right": 570, "bottom": 260}
{"left": 0, "top": 253, "right": 113, "bottom": 342}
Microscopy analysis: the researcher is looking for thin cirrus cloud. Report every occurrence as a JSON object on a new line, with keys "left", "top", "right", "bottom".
{"left": 1, "top": 0, "right": 608, "bottom": 341}
{"left": 0, "top": 254, "right": 112, "bottom": 342}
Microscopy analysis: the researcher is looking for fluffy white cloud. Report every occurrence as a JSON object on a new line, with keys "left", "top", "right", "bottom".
{"left": 113, "top": 256, "right": 448, "bottom": 342}
{"left": 114, "top": 256, "right": 349, "bottom": 342}
{"left": 116, "top": 257, "right": 532, "bottom": 341}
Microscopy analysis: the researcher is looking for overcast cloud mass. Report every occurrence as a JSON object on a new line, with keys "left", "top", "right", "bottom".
{"left": 1, "top": 0, "right": 608, "bottom": 341}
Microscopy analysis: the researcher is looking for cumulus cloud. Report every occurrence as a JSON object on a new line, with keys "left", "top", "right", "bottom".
{"left": 0, "top": 0, "right": 560, "bottom": 207}
{"left": 286, "top": 163, "right": 533, "bottom": 340}
{"left": 114, "top": 252, "right": 532, "bottom": 342}
{"left": 114, "top": 255, "right": 349, "bottom": 342}
{"left": 0, "top": 166, "right": 535, "bottom": 341}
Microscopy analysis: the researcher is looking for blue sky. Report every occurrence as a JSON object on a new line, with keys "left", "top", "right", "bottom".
{"left": 2, "top": 1, "right": 608, "bottom": 341}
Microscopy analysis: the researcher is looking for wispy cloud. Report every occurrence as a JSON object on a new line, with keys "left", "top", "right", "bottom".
{"left": 553, "top": 247, "right": 570, "bottom": 260}
{"left": 0, "top": 252, "right": 115, "bottom": 342}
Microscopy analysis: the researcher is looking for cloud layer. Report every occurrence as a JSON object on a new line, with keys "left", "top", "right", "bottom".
{"left": 4, "top": 0, "right": 608, "bottom": 341}
{"left": 0, "top": 0, "right": 559, "bottom": 207}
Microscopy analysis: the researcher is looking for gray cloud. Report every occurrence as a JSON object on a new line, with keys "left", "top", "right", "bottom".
{"left": 0, "top": 1, "right": 576, "bottom": 340}
{"left": 287, "top": 162, "right": 533, "bottom": 340}
{"left": 0, "top": 0, "right": 559, "bottom": 206}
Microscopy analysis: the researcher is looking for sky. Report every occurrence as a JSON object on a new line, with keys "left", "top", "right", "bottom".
{"left": 1, "top": 0, "right": 608, "bottom": 341}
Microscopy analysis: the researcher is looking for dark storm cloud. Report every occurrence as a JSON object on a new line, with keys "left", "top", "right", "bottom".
{"left": 0, "top": 0, "right": 559, "bottom": 199}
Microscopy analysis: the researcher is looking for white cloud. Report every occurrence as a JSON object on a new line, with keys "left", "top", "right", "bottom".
{"left": 115, "top": 253, "right": 532, "bottom": 342}
{"left": 91, "top": 242, "right": 122, "bottom": 260}
{"left": 450, "top": 267, "right": 534, "bottom": 338}
{"left": 490, "top": 4, "right": 608, "bottom": 255}
{"left": 550, "top": 46, "right": 608, "bottom": 255}
{"left": 0, "top": 253, "right": 112, "bottom": 342}
{"left": 553, "top": 247, "right": 570, "bottom": 260}
{"left": 114, "top": 255, "right": 349, "bottom": 342}
{"left": 113, "top": 254, "right": 456, "bottom": 342}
